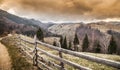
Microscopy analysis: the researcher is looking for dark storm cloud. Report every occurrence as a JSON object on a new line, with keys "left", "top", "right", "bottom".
{"left": 16, "top": 0, "right": 93, "bottom": 15}
{"left": 0, "top": 0, "right": 120, "bottom": 21}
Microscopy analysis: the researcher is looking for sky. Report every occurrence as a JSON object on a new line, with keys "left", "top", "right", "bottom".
{"left": 0, "top": 0, "right": 120, "bottom": 23}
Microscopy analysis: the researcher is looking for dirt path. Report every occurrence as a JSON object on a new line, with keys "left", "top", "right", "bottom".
{"left": 0, "top": 41, "right": 11, "bottom": 70}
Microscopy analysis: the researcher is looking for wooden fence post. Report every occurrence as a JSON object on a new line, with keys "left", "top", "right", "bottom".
{"left": 58, "top": 42, "right": 65, "bottom": 70}
{"left": 33, "top": 35, "right": 38, "bottom": 66}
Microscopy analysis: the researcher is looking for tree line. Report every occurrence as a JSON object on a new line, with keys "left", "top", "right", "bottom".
{"left": 53, "top": 33, "right": 117, "bottom": 54}
{"left": 36, "top": 28, "right": 117, "bottom": 54}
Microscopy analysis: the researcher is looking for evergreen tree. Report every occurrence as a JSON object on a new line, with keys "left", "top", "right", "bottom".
{"left": 82, "top": 34, "right": 89, "bottom": 52}
{"left": 94, "top": 41, "right": 101, "bottom": 53}
{"left": 62, "top": 36, "right": 68, "bottom": 49}
{"left": 73, "top": 33, "right": 79, "bottom": 45}
{"left": 108, "top": 35, "right": 117, "bottom": 54}
{"left": 96, "top": 43, "right": 101, "bottom": 53}
{"left": 36, "top": 28, "right": 44, "bottom": 41}
{"left": 73, "top": 33, "right": 79, "bottom": 51}
{"left": 53, "top": 41, "right": 57, "bottom": 46}
{"left": 69, "top": 41, "right": 72, "bottom": 50}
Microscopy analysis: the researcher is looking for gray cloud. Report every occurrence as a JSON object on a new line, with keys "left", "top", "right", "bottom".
{"left": 0, "top": 0, "right": 120, "bottom": 22}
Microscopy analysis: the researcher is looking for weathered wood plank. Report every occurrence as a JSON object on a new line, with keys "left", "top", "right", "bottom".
{"left": 38, "top": 54, "right": 62, "bottom": 70}
{"left": 19, "top": 36, "right": 120, "bottom": 69}
{"left": 37, "top": 60, "right": 53, "bottom": 70}
{"left": 21, "top": 43, "right": 33, "bottom": 52}
{"left": 58, "top": 42, "right": 65, "bottom": 70}
{"left": 20, "top": 41, "right": 64, "bottom": 70}
{"left": 37, "top": 41, "right": 120, "bottom": 69}
{"left": 37, "top": 47, "right": 91, "bottom": 70}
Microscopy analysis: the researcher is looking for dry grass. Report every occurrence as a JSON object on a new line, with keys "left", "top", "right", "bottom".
{"left": 18, "top": 35, "right": 120, "bottom": 70}
{"left": 0, "top": 35, "right": 36, "bottom": 70}
{"left": 44, "top": 37, "right": 60, "bottom": 45}
{"left": 84, "top": 52, "right": 120, "bottom": 62}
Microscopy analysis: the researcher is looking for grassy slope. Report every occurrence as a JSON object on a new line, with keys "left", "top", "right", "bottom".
{"left": 0, "top": 36, "right": 35, "bottom": 70}
{"left": 20, "top": 35, "right": 120, "bottom": 70}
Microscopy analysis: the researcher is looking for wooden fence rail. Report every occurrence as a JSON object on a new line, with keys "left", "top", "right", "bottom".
{"left": 37, "top": 41, "right": 120, "bottom": 69}
{"left": 18, "top": 36, "right": 120, "bottom": 70}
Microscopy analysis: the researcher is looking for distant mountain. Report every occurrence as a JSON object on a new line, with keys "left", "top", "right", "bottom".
{"left": 48, "top": 22, "right": 120, "bottom": 54}
{"left": 0, "top": 15, "right": 37, "bottom": 36}
{"left": 48, "top": 21, "right": 120, "bottom": 39}
{"left": 0, "top": 9, "right": 54, "bottom": 36}
{"left": 0, "top": 9, "right": 54, "bottom": 29}
{"left": 26, "top": 19, "right": 54, "bottom": 29}
{"left": 48, "top": 23, "right": 82, "bottom": 40}
{"left": 88, "top": 21, "right": 120, "bottom": 33}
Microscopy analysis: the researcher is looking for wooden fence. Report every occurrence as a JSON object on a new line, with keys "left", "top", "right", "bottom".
{"left": 17, "top": 35, "right": 120, "bottom": 70}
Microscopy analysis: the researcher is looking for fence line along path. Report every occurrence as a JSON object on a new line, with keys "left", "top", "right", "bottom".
{"left": 17, "top": 35, "right": 120, "bottom": 70}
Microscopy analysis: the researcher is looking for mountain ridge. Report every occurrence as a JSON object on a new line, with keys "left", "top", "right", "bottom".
{"left": 0, "top": 9, "right": 55, "bottom": 37}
